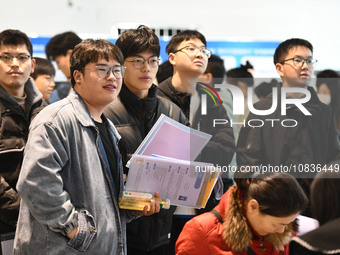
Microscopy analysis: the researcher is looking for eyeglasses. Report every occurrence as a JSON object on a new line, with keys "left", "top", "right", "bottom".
{"left": 280, "top": 58, "right": 318, "bottom": 68}
{"left": 0, "top": 54, "right": 31, "bottom": 64}
{"left": 125, "top": 56, "right": 160, "bottom": 69}
{"left": 173, "top": 46, "right": 212, "bottom": 58}
{"left": 84, "top": 65, "right": 126, "bottom": 79}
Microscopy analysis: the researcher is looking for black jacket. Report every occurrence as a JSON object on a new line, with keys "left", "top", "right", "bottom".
{"left": 237, "top": 85, "right": 340, "bottom": 215}
{"left": 104, "top": 83, "right": 187, "bottom": 252}
{"left": 158, "top": 77, "right": 235, "bottom": 169}
{"left": 289, "top": 217, "right": 340, "bottom": 254}
{"left": 0, "top": 78, "right": 45, "bottom": 234}
{"left": 237, "top": 85, "right": 340, "bottom": 166}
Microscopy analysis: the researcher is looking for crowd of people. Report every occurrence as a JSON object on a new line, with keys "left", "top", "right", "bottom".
{"left": 0, "top": 26, "right": 340, "bottom": 255}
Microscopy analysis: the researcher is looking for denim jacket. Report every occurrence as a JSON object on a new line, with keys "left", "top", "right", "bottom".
{"left": 14, "top": 91, "right": 137, "bottom": 255}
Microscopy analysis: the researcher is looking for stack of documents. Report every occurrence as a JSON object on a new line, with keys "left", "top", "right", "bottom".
{"left": 125, "top": 114, "right": 219, "bottom": 208}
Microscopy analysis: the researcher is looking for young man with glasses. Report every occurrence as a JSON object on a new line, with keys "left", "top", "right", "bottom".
{"left": 14, "top": 39, "right": 160, "bottom": 254}
{"left": 0, "top": 29, "right": 45, "bottom": 236}
{"left": 158, "top": 30, "right": 235, "bottom": 254}
{"left": 104, "top": 25, "right": 186, "bottom": 255}
{"left": 237, "top": 38, "right": 340, "bottom": 216}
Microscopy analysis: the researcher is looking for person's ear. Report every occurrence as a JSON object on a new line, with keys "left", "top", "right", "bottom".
{"left": 168, "top": 53, "right": 176, "bottom": 66}
{"left": 247, "top": 199, "right": 259, "bottom": 214}
{"left": 73, "top": 70, "right": 82, "bottom": 84}
{"left": 30, "top": 58, "right": 36, "bottom": 74}
{"left": 276, "top": 63, "right": 284, "bottom": 77}
{"left": 66, "top": 49, "right": 73, "bottom": 58}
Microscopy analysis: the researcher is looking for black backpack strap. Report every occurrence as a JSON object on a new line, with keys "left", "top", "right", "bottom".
{"left": 247, "top": 247, "right": 256, "bottom": 255}
{"left": 210, "top": 210, "right": 257, "bottom": 255}
{"left": 210, "top": 210, "right": 223, "bottom": 224}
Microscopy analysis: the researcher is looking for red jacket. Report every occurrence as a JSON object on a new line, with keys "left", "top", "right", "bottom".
{"left": 176, "top": 186, "right": 293, "bottom": 255}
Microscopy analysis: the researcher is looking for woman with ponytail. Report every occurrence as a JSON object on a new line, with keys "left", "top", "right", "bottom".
{"left": 175, "top": 171, "right": 308, "bottom": 255}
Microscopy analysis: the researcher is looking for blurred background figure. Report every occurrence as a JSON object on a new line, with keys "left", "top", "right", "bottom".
{"left": 290, "top": 164, "right": 340, "bottom": 254}
{"left": 31, "top": 57, "right": 55, "bottom": 102}
{"left": 316, "top": 69, "right": 340, "bottom": 131}
{"left": 45, "top": 31, "right": 82, "bottom": 103}
{"left": 226, "top": 61, "right": 256, "bottom": 139}
{"left": 254, "top": 79, "right": 279, "bottom": 100}
{"left": 156, "top": 60, "right": 173, "bottom": 84}
{"left": 198, "top": 54, "right": 236, "bottom": 191}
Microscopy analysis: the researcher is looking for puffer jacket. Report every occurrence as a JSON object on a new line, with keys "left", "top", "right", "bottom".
{"left": 176, "top": 186, "right": 296, "bottom": 255}
{"left": 104, "top": 83, "right": 187, "bottom": 252}
{"left": 0, "top": 78, "right": 44, "bottom": 234}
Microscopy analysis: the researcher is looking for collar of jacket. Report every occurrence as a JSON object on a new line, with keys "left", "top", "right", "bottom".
{"left": 158, "top": 77, "right": 190, "bottom": 117}
{"left": 119, "top": 83, "right": 158, "bottom": 118}
{"left": 67, "top": 90, "right": 121, "bottom": 142}
{"left": 222, "top": 185, "right": 297, "bottom": 253}
{"left": 0, "top": 77, "right": 43, "bottom": 110}
{"left": 291, "top": 217, "right": 340, "bottom": 252}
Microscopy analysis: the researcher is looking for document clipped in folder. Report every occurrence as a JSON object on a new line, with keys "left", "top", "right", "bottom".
{"left": 125, "top": 154, "right": 219, "bottom": 208}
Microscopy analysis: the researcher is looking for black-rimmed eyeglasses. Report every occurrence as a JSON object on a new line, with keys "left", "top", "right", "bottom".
{"left": 0, "top": 54, "right": 31, "bottom": 64}
{"left": 280, "top": 58, "right": 318, "bottom": 68}
{"left": 125, "top": 56, "right": 160, "bottom": 69}
{"left": 173, "top": 46, "right": 212, "bottom": 58}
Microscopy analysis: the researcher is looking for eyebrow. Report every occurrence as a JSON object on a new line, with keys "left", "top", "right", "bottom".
{"left": 183, "top": 42, "right": 206, "bottom": 48}
{"left": 1, "top": 52, "right": 30, "bottom": 55}
{"left": 132, "top": 55, "right": 158, "bottom": 59}
{"left": 293, "top": 55, "right": 313, "bottom": 59}
{"left": 96, "top": 63, "right": 121, "bottom": 67}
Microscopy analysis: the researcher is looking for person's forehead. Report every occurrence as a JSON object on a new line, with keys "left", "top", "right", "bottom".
{"left": 179, "top": 38, "right": 205, "bottom": 47}
{"left": 0, "top": 43, "right": 29, "bottom": 54}
{"left": 286, "top": 45, "right": 312, "bottom": 57}
{"left": 128, "top": 49, "right": 155, "bottom": 59}
{"left": 88, "top": 57, "right": 120, "bottom": 66}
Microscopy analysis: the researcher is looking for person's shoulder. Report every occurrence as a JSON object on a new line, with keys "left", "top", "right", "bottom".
{"left": 31, "top": 97, "right": 73, "bottom": 127}
{"left": 188, "top": 210, "right": 221, "bottom": 232}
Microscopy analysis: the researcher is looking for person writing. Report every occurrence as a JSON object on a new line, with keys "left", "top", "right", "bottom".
{"left": 175, "top": 171, "right": 308, "bottom": 255}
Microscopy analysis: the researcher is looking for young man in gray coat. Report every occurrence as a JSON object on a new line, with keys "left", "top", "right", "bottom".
{"left": 14, "top": 39, "right": 160, "bottom": 255}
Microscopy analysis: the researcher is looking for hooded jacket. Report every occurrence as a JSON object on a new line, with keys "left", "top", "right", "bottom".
{"left": 176, "top": 186, "right": 295, "bottom": 255}
{"left": 0, "top": 78, "right": 44, "bottom": 234}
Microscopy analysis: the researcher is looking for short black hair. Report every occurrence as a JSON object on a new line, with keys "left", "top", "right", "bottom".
{"left": 254, "top": 79, "right": 279, "bottom": 99}
{"left": 70, "top": 39, "right": 124, "bottom": 87}
{"left": 226, "top": 63, "right": 254, "bottom": 87}
{"left": 273, "top": 38, "right": 313, "bottom": 65}
{"left": 205, "top": 54, "right": 226, "bottom": 84}
{"left": 0, "top": 29, "right": 33, "bottom": 56}
{"left": 166, "top": 30, "right": 207, "bottom": 55}
{"left": 31, "top": 57, "right": 56, "bottom": 79}
{"left": 115, "top": 25, "right": 160, "bottom": 59}
{"left": 156, "top": 60, "right": 173, "bottom": 84}
{"left": 45, "top": 31, "right": 82, "bottom": 61}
